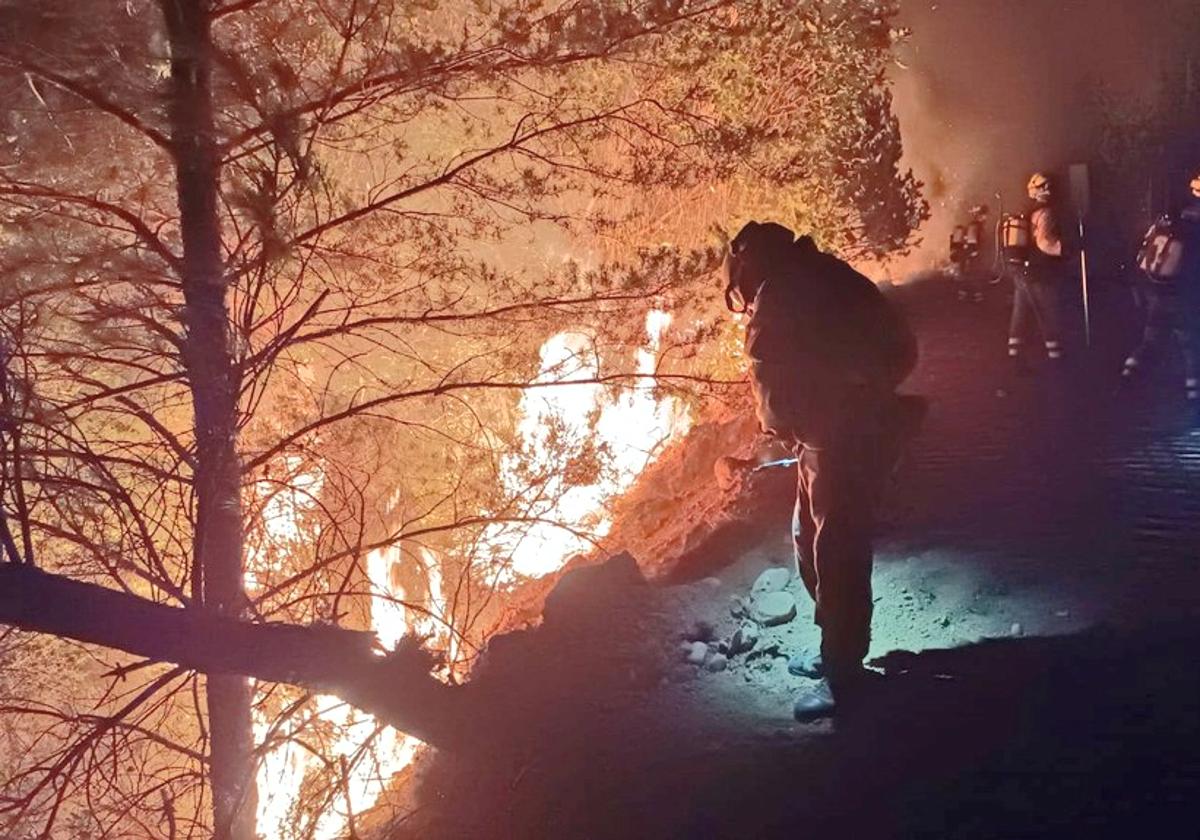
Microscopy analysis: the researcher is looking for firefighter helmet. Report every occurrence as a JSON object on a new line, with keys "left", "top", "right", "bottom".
{"left": 1189, "top": 170, "right": 1200, "bottom": 198}
{"left": 724, "top": 221, "right": 796, "bottom": 312}
{"left": 1027, "top": 172, "right": 1052, "bottom": 202}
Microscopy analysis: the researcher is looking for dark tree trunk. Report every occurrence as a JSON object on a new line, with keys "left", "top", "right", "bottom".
{"left": 0, "top": 564, "right": 469, "bottom": 748}
{"left": 159, "top": 2, "right": 254, "bottom": 837}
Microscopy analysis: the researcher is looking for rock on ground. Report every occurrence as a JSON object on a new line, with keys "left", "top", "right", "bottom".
{"left": 729, "top": 621, "right": 760, "bottom": 655}
{"left": 730, "top": 595, "right": 751, "bottom": 619}
{"left": 752, "top": 567, "right": 792, "bottom": 595}
{"left": 751, "top": 591, "right": 798, "bottom": 627}
{"left": 705, "top": 653, "right": 729, "bottom": 672}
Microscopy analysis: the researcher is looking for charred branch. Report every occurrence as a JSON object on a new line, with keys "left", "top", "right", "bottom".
{"left": 0, "top": 563, "right": 467, "bottom": 749}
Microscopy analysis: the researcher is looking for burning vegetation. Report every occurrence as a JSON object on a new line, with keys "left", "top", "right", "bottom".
{"left": 0, "top": 0, "right": 925, "bottom": 837}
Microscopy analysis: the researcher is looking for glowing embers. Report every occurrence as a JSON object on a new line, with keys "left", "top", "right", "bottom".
{"left": 488, "top": 310, "right": 691, "bottom": 578}
{"left": 247, "top": 464, "right": 424, "bottom": 839}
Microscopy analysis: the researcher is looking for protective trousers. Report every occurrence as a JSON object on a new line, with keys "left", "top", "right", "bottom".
{"left": 790, "top": 415, "right": 888, "bottom": 678}
{"left": 1122, "top": 287, "right": 1200, "bottom": 401}
{"left": 1007, "top": 267, "right": 1063, "bottom": 361}
{"left": 956, "top": 255, "right": 987, "bottom": 301}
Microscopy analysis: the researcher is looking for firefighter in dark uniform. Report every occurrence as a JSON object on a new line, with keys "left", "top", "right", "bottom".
{"left": 725, "top": 221, "right": 924, "bottom": 720}
{"left": 950, "top": 204, "right": 989, "bottom": 303}
{"left": 1006, "top": 172, "right": 1067, "bottom": 366}
{"left": 1120, "top": 170, "right": 1200, "bottom": 414}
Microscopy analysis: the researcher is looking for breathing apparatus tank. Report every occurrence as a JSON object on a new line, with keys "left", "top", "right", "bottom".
{"left": 1000, "top": 212, "right": 1032, "bottom": 265}
{"left": 1138, "top": 213, "right": 1187, "bottom": 283}
{"left": 949, "top": 225, "right": 967, "bottom": 264}
{"left": 951, "top": 204, "right": 989, "bottom": 267}
{"left": 965, "top": 218, "right": 983, "bottom": 253}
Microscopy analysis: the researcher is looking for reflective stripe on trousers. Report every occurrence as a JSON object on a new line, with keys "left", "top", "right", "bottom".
{"left": 1008, "top": 271, "right": 1062, "bottom": 357}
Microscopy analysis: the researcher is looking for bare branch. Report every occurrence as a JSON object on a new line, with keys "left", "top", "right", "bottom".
{"left": 0, "top": 180, "right": 182, "bottom": 272}
{"left": 0, "top": 57, "right": 172, "bottom": 151}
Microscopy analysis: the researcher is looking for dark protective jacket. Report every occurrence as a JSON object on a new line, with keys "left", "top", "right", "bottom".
{"left": 1031, "top": 202, "right": 1065, "bottom": 258}
{"left": 1023, "top": 199, "right": 1073, "bottom": 287}
{"left": 745, "top": 237, "right": 917, "bottom": 447}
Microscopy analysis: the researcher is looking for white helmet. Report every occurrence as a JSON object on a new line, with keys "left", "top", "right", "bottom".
{"left": 1027, "top": 172, "right": 1052, "bottom": 203}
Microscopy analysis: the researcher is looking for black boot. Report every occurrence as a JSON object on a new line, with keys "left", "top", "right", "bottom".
{"left": 793, "top": 665, "right": 882, "bottom": 722}
{"left": 793, "top": 679, "right": 836, "bottom": 722}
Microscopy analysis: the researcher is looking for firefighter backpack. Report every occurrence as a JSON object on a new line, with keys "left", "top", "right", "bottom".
{"left": 1137, "top": 214, "right": 1190, "bottom": 283}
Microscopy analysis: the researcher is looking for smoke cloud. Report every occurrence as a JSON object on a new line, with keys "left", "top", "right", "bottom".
{"left": 888, "top": 0, "right": 1197, "bottom": 278}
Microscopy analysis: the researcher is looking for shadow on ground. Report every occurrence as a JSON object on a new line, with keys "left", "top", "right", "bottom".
{"left": 649, "top": 624, "right": 1200, "bottom": 840}
{"left": 397, "top": 562, "right": 1200, "bottom": 839}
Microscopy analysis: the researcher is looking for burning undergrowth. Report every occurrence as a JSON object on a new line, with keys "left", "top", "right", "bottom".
{"left": 243, "top": 309, "right": 737, "bottom": 837}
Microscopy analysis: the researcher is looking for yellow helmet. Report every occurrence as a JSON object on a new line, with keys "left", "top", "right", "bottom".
{"left": 1190, "top": 170, "right": 1200, "bottom": 199}
{"left": 1027, "top": 172, "right": 1052, "bottom": 202}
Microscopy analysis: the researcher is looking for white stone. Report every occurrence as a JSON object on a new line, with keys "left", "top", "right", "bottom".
{"left": 686, "top": 641, "right": 709, "bottom": 665}
{"left": 752, "top": 567, "right": 792, "bottom": 595}
{"left": 751, "top": 591, "right": 797, "bottom": 627}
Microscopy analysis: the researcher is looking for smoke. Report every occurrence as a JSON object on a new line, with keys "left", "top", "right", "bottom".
{"left": 888, "top": 0, "right": 1197, "bottom": 278}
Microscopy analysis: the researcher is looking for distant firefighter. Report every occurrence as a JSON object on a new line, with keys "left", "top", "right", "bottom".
{"left": 949, "top": 204, "right": 989, "bottom": 303}
{"left": 1120, "top": 170, "right": 1200, "bottom": 416}
{"left": 1003, "top": 172, "right": 1068, "bottom": 367}
{"left": 724, "top": 221, "right": 925, "bottom": 721}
